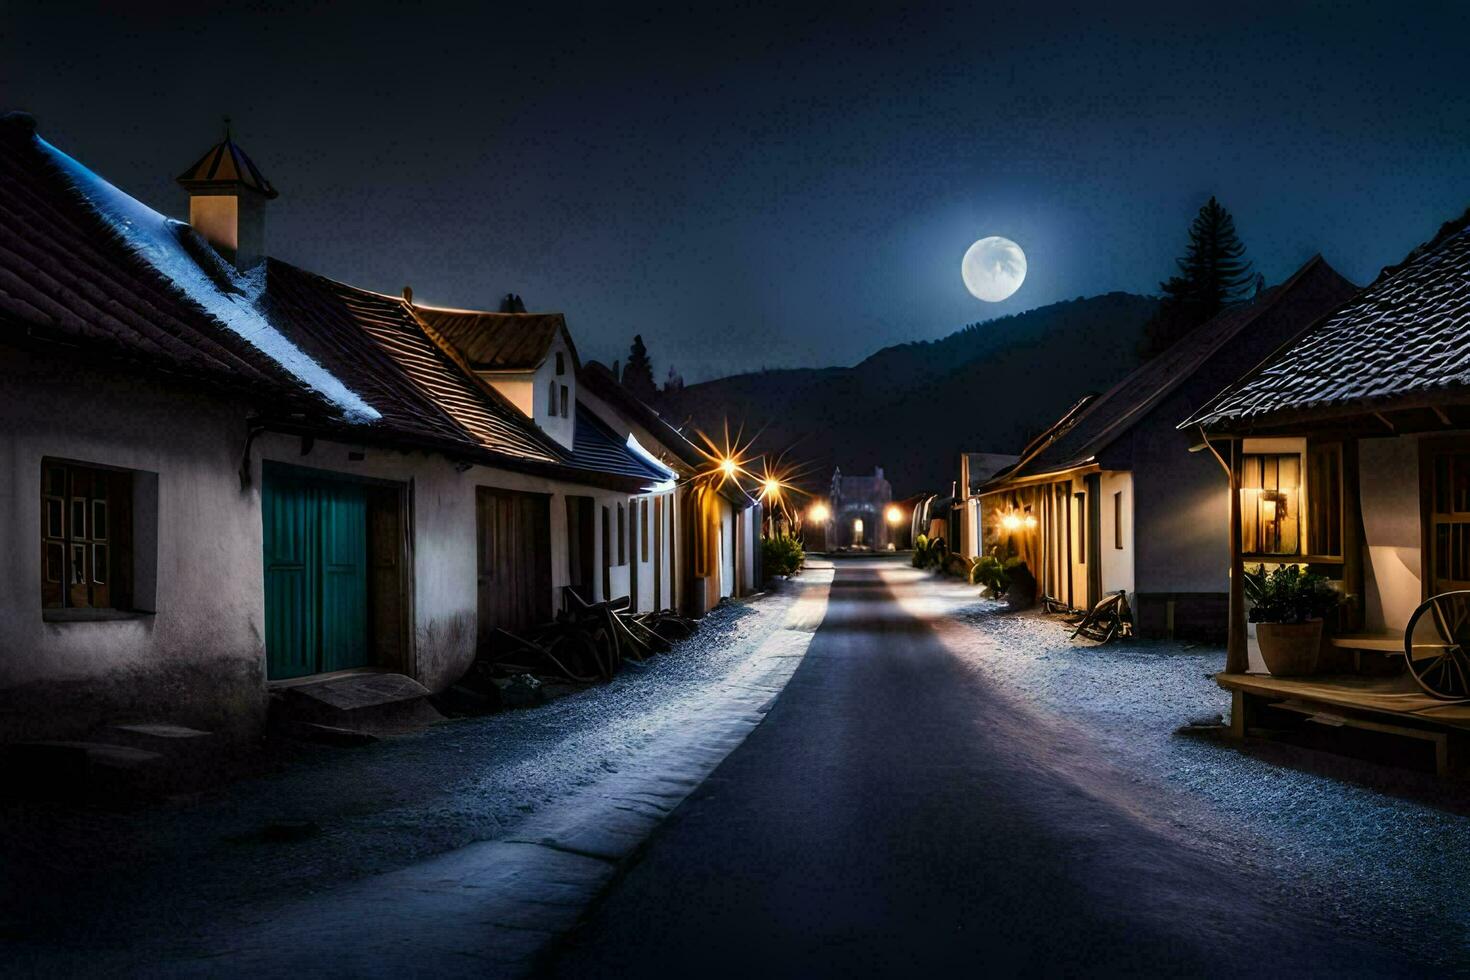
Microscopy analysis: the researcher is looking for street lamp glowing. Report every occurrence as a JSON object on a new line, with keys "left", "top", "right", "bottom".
{"left": 885, "top": 505, "right": 902, "bottom": 525}
{"left": 810, "top": 503, "right": 830, "bottom": 522}
{"left": 763, "top": 478, "right": 780, "bottom": 497}
{"left": 720, "top": 458, "right": 737, "bottom": 478}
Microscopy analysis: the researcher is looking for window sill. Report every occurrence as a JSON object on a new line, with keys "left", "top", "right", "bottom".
{"left": 43, "top": 608, "right": 155, "bottom": 623}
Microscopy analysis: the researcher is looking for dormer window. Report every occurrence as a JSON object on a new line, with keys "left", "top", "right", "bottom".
{"left": 556, "top": 352, "right": 566, "bottom": 376}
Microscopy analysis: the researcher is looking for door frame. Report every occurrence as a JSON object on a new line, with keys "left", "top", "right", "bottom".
{"left": 262, "top": 461, "right": 414, "bottom": 683}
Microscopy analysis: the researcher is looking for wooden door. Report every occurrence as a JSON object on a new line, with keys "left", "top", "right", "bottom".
{"left": 565, "top": 495, "right": 595, "bottom": 604}
{"left": 262, "top": 469, "right": 371, "bottom": 679}
{"left": 263, "top": 473, "right": 318, "bottom": 680}
{"left": 476, "top": 487, "right": 552, "bottom": 644}
{"left": 319, "top": 482, "right": 369, "bottom": 673}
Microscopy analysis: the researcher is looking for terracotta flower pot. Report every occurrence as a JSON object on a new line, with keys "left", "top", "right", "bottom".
{"left": 1256, "top": 620, "right": 1323, "bottom": 676}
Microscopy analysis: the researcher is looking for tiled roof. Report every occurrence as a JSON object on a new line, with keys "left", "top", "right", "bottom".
{"left": 416, "top": 307, "right": 575, "bottom": 371}
{"left": 0, "top": 112, "right": 318, "bottom": 411}
{"left": 570, "top": 402, "right": 675, "bottom": 487}
{"left": 176, "top": 137, "right": 278, "bottom": 198}
{"left": 994, "top": 255, "right": 1355, "bottom": 484}
{"left": 262, "top": 261, "right": 561, "bottom": 464}
{"left": 580, "top": 361, "right": 700, "bottom": 471}
{"left": 1186, "top": 218, "right": 1470, "bottom": 430}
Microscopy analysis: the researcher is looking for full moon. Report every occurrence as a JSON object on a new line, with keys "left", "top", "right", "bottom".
{"left": 961, "top": 236, "right": 1026, "bottom": 302}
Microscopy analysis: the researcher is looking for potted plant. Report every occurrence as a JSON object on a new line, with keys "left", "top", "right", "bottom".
{"left": 1244, "top": 563, "right": 1342, "bottom": 676}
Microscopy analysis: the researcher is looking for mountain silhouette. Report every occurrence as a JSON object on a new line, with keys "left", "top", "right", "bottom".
{"left": 660, "top": 292, "right": 1159, "bottom": 498}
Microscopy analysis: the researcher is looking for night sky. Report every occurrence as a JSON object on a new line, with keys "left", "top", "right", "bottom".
{"left": 6, "top": 2, "right": 1469, "bottom": 382}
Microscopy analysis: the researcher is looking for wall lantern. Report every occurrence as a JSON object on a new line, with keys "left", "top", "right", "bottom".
{"left": 809, "top": 502, "right": 830, "bottom": 522}
{"left": 885, "top": 505, "right": 903, "bottom": 525}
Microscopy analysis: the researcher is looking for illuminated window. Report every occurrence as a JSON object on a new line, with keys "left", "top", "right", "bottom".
{"left": 1241, "top": 453, "right": 1301, "bottom": 556}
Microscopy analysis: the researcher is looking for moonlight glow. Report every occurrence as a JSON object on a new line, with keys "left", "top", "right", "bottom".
{"left": 961, "top": 236, "right": 1026, "bottom": 302}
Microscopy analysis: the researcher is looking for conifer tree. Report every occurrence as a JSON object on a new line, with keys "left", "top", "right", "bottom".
{"left": 622, "top": 334, "right": 658, "bottom": 403}
{"left": 1141, "top": 196, "right": 1253, "bottom": 357}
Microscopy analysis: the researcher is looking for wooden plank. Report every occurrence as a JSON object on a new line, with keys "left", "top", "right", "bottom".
{"left": 1329, "top": 633, "right": 1404, "bottom": 653}
{"left": 1216, "top": 671, "right": 1470, "bottom": 728}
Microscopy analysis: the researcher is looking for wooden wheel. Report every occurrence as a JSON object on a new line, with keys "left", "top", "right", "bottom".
{"left": 1404, "top": 591, "right": 1470, "bottom": 701}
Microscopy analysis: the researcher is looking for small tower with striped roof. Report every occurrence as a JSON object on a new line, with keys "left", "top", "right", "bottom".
{"left": 177, "top": 118, "right": 278, "bottom": 269}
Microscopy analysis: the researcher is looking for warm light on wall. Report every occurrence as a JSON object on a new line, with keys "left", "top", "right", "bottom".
{"left": 1024, "top": 514, "right": 1038, "bottom": 529}
{"left": 885, "top": 505, "right": 902, "bottom": 525}
{"left": 810, "top": 503, "right": 830, "bottom": 522}
{"left": 1001, "top": 512, "right": 1023, "bottom": 532}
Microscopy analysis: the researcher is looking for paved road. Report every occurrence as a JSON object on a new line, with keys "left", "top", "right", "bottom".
{"left": 542, "top": 557, "right": 1418, "bottom": 978}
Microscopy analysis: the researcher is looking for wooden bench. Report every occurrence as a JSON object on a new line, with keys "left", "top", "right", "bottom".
{"left": 1219, "top": 671, "right": 1470, "bottom": 776}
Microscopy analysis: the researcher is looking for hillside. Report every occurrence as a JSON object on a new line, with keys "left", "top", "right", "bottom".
{"left": 659, "top": 292, "right": 1159, "bottom": 498}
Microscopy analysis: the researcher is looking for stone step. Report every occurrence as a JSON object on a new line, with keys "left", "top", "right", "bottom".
{"left": 1, "top": 740, "right": 168, "bottom": 801}
{"left": 108, "top": 722, "right": 214, "bottom": 755}
{"left": 270, "top": 672, "right": 443, "bottom": 735}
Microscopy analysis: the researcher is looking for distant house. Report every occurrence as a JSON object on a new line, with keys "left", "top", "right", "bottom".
{"left": 979, "top": 256, "right": 1356, "bottom": 638}
{"left": 821, "top": 467, "right": 894, "bottom": 550}
{"left": 1183, "top": 208, "right": 1470, "bottom": 715}
{"left": 0, "top": 115, "right": 690, "bottom": 742}
{"left": 579, "top": 361, "right": 762, "bottom": 615}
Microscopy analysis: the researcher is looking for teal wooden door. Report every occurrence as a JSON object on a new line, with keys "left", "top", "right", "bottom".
{"left": 263, "top": 470, "right": 370, "bottom": 679}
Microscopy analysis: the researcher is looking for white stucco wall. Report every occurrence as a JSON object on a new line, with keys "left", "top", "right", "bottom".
{"left": 475, "top": 336, "right": 575, "bottom": 452}
{"left": 1099, "top": 470, "right": 1135, "bottom": 599}
{"left": 0, "top": 349, "right": 266, "bottom": 737}
{"left": 1359, "top": 435, "right": 1423, "bottom": 633}
{"left": 719, "top": 499, "right": 736, "bottom": 599}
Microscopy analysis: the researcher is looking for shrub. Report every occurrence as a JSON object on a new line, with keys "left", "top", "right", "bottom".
{"left": 969, "top": 548, "right": 1034, "bottom": 605}
{"left": 911, "top": 534, "right": 931, "bottom": 568}
{"left": 1244, "top": 563, "right": 1341, "bottom": 624}
{"left": 762, "top": 534, "right": 805, "bottom": 577}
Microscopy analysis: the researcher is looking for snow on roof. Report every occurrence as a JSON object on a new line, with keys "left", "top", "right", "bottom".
{"left": 38, "top": 137, "right": 379, "bottom": 423}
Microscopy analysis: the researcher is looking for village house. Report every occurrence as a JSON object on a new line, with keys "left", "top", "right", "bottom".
{"left": 977, "top": 256, "right": 1356, "bottom": 638}
{"left": 579, "top": 362, "right": 763, "bottom": 614}
{"left": 1182, "top": 208, "right": 1470, "bottom": 769}
{"left": 0, "top": 114, "right": 713, "bottom": 745}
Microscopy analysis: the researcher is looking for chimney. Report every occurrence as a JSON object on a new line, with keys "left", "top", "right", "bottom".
{"left": 176, "top": 118, "right": 278, "bottom": 269}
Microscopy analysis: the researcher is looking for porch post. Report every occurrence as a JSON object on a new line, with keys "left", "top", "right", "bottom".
{"left": 1226, "top": 438, "right": 1248, "bottom": 674}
